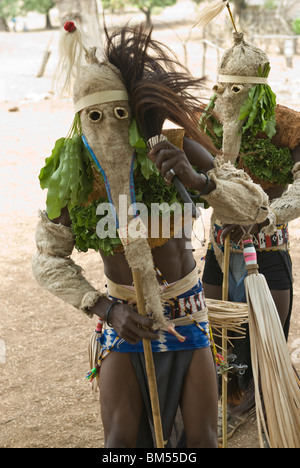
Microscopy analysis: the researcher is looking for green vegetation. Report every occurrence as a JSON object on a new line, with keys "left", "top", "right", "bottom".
{"left": 0, "top": 0, "right": 54, "bottom": 29}
{"left": 102, "top": 0, "right": 177, "bottom": 26}
{"left": 238, "top": 63, "right": 277, "bottom": 139}
{"left": 292, "top": 18, "right": 300, "bottom": 35}
{"left": 239, "top": 134, "right": 294, "bottom": 186}
{"left": 39, "top": 115, "right": 94, "bottom": 220}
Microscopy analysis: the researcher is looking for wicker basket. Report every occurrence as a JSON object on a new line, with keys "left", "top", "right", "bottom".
{"left": 162, "top": 127, "right": 185, "bottom": 149}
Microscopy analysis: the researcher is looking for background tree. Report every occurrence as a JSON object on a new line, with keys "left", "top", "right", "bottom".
{"left": 0, "top": 0, "right": 21, "bottom": 31}
{"left": 102, "top": 0, "right": 177, "bottom": 27}
{"left": 22, "top": 0, "right": 55, "bottom": 29}
{"left": 230, "top": 0, "right": 247, "bottom": 19}
{"left": 101, "top": 0, "right": 126, "bottom": 14}
{"left": 192, "top": 0, "right": 248, "bottom": 21}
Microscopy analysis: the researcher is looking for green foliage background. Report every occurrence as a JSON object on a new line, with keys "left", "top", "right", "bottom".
{"left": 292, "top": 18, "right": 300, "bottom": 35}
{"left": 0, "top": 0, "right": 54, "bottom": 19}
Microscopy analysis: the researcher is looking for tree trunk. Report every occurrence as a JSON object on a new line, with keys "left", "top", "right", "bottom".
{"left": 0, "top": 17, "right": 9, "bottom": 32}
{"left": 145, "top": 9, "right": 152, "bottom": 28}
{"left": 45, "top": 12, "right": 53, "bottom": 29}
{"left": 54, "top": 0, "right": 103, "bottom": 49}
{"left": 139, "top": 8, "right": 152, "bottom": 28}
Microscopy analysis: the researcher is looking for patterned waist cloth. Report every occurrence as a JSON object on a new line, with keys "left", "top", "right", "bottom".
{"left": 96, "top": 278, "right": 211, "bottom": 362}
{"left": 209, "top": 223, "right": 289, "bottom": 252}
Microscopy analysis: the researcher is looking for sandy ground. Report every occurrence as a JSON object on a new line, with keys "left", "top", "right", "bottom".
{"left": 0, "top": 10, "right": 299, "bottom": 449}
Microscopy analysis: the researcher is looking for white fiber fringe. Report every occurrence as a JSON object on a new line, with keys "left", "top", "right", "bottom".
{"left": 245, "top": 273, "right": 300, "bottom": 448}
{"left": 193, "top": 0, "right": 228, "bottom": 29}
{"left": 54, "top": 27, "right": 85, "bottom": 97}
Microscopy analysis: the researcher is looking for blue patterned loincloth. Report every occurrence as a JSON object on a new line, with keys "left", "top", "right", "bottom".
{"left": 97, "top": 280, "right": 211, "bottom": 363}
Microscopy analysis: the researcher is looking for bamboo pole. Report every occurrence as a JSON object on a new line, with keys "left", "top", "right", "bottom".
{"left": 132, "top": 269, "right": 165, "bottom": 448}
{"left": 221, "top": 234, "right": 231, "bottom": 448}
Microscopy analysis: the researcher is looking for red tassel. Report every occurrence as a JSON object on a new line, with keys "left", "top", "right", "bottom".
{"left": 64, "top": 21, "right": 76, "bottom": 33}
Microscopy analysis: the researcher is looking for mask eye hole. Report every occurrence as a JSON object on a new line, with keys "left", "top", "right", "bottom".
{"left": 114, "top": 107, "right": 129, "bottom": 119}
{"left": 231, "top": 85, "right": 244, "bottom": 93}
{"left": 212, "top": 84, "right": 224, "bottom": 94}
{"left": 88, "top": 110, "right": 102, "bottom": 122}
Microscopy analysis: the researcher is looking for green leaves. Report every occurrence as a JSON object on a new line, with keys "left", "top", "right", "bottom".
{"left": 69, "top": 198, "right": 122, "bottom": 256}
{"left": 39, "top": 137, "right": 65, "bottom": 190}
{"left": 238, "top": 62, "right": 277, "bottom": 139}
{"left": 239, "top": 134, "right": 294, "bottom": 186}
{"left": 198, "top": 94, "right": 223, "bottom": 150}
{"left": 129, "top": 119, "right": 184, "bottom": 208}
{"left": 68, "top": 118, "right": 187, "bottom": 255}
{"left": 129, "top": 119, "right": 158, "bottom": 179}
{"left": 129, "top": 118, "right": 141, "bottom": 147}
{"left": 292, "top": 18, "right": 300, "bottom": 35}
{"left": 39, "top": 122, "right": 93, "bottom": 220}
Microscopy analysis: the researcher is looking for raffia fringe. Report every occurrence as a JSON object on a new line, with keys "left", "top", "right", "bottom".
{"left": 245, "top": 273, "right": 300, "bottom": 448}
{"left": 206, "top": 298, "right": 248, "bottom": 346}
{"left": 87, "top": 330, "right": 102, "bottom": 391}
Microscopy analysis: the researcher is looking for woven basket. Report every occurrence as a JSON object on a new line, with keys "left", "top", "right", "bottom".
{"left": 270, "top": 104, "right": 300, "bottom": 151}
{"left": 162, "top": 127, "right": 185, "bottom": 149}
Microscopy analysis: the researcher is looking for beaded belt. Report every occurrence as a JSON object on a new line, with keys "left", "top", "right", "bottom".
{"left": 106, "top": 282, "right": 208, "bottom": 323}
{"left": 165, "top": 288, "right": 207, "bottom": 320}
{"left": 208, "top": 223, "right": 289, "bottom": 253}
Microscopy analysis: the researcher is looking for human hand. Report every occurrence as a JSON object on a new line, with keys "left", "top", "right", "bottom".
{"left": 148, "top": 140, "right": 201, "bottom": 189}
{"left": 221, "top": 223, "right": 261, "bottom": 244}
{"left": 107, "top": 302, "right": 158, "bottom": 345}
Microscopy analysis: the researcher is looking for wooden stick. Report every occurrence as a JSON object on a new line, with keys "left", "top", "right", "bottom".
{"left": 221, "top": 234, "right": 231, "bottom": 448}
{"left": 132, "top": 269, "right": 165, "bottom": 448}
{"left": 36, "top": 33, "right": 54, "bottom": 78}
{"left": 226, "top": 3, "right": 238, "bottom": 34}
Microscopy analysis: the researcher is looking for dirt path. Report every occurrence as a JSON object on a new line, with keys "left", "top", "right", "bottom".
{"left": 0, "top": 22, "right": 299, "bottom": 449}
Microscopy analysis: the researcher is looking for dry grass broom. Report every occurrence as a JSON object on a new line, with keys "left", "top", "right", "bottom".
{"left": 242, "top": 235, "right": 300, "bottom": 448}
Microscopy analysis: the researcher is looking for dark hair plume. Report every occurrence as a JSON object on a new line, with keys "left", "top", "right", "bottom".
{"left": 104, "top": 23, "right": 217, "bottom": 154}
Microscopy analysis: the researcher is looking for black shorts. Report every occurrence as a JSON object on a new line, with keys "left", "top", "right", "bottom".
{"left": 202, "top": 248, "right": 292, "bottom": 291}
